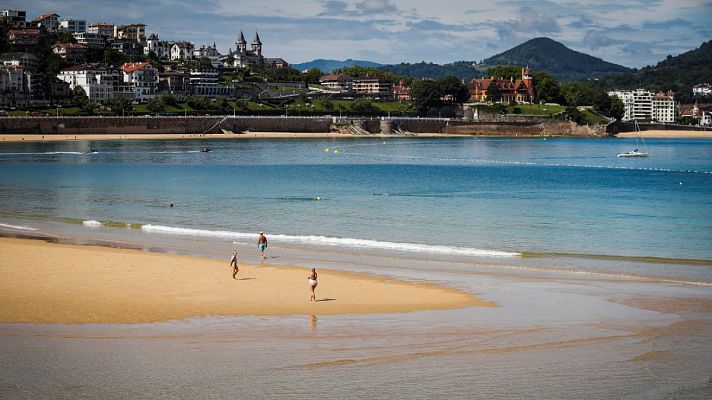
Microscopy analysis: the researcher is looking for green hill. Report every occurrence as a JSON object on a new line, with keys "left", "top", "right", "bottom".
{"left": 482, "top": 37, "right": 630, "bottom": 82}
{"left": 378, "top": 37, "right": 630, "bottom": 82}
{"left": 379, "top": 61, "right": 484, "bottom": 81}
{"left": 587, "top": 40, "right": 712, "bottom": 103}
{"left": 291, "top": 59, "right": 382, "bottom": 73}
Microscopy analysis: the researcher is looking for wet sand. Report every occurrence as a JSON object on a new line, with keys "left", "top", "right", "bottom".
{"left": 0, "top": 237, "right": 488, "bottom": 324}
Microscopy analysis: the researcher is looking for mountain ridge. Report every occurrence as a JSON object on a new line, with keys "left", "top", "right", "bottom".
{"left": 291, "top": 59, "right": 383, "bottom": 73}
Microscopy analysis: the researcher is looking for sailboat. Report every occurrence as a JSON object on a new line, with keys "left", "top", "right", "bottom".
{"left": 617, "top": 120, "right": 649, "bottom": 158}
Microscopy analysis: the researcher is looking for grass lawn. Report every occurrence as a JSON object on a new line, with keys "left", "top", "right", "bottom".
{"left": 506, "top": 104, "right": 565, "bottom": 116}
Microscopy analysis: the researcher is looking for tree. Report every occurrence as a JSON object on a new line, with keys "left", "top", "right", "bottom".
{"left": 608, "top": 96, "right": 625, "bottom": 121}
{"left": 303, "top": 68, "right": 324, "bottom": 84}
{"left": 351, "top": 99, "right": 377, "bottom": 114}
{"left": 146, "top": 97, "right": 165, "bottom": 113}
{"left": 436, "top": 75, "right": 470, "bottom": 103}
{"left": 486, "top": 83, "right": 502, "bottom": 102}
{"left": 560, "top": 82, "right": 598, "bottom": 106}
{"left": 103, "top": 97, "right": 132, "bottom": 116}
{"left": 532, "top": 72, "right": 562, "bottom": 104}
{"left": 486, "top": 66, "right": 521, "bottom": 80}
{"left": 410, "top": 80, "right": 440, "bottom": 113}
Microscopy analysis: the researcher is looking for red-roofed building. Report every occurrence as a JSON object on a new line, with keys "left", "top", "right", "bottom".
{"left": 52, "top": 43, "right": 88, "bottom": 64}
{"left": 393, "top": 79, "right": 411, "bottom": 101}
{"left": 469, "top": 67, "right": 535, "bottom": 103}
{"left": 121, "top": 62, "right": 157, "bottom": 100}
{"left": 32, "top": 13, "right": 60, "bottom": 32}
{"left": 8, "top": 29, "right": 42, "bottom": 45}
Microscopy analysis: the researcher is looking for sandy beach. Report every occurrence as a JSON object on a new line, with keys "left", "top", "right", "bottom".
{"left": 617, "top": 129, "right": 712, "bottom": 138}
{"left": 0, "top": 237, "right": 488, "bottom": 324}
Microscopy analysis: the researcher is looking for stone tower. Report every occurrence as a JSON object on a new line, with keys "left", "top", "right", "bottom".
{"left": 236, "top": 31, "right": 246, "bottom": 53}
{"left": 522, "top": 66, "right": 534, "bottom": 102}
{"left": 251, "top": 31, "right": 262, "bottom": 56}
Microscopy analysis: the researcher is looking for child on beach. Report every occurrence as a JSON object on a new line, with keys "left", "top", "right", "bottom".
{"left": 230, "top": 251, "right": 239, "bottom": 279}
{"left": 308, "top": 268, "right": 318, "bottom": 302}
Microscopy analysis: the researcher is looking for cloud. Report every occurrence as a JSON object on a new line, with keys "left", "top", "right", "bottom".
{"left": 642, "top": 17, "right": 690, "bottom": 29}
{"left": 583, "top": 30, "right": 622, "bottom": 50}
{"left": 355, "top": 0, "right": 397, "bottom": 15}
{"left": 318, "top": 0, "right": 398, "bottom": 16}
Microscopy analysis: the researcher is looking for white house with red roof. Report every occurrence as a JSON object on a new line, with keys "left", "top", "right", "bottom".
{"left": 121, "top": 62, "right": 157, "bottom": 100}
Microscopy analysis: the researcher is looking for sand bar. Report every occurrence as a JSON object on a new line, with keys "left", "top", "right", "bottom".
{"left": 0, "top": 237, "right": 488, "bottom": 324}
{"left": 617, "top": 129, "right": 712, "bottom": 138}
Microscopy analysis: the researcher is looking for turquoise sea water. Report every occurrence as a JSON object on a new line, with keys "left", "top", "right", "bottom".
{"left": 1, "top": 137, "right": 710, "bottom": 263}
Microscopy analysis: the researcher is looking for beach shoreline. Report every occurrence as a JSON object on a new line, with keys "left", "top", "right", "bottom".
{"left": 616, "top": 129, "right": 712, "bottom": 138}
{"left": 0, "top": 237, "right": 489, "bottom": 324}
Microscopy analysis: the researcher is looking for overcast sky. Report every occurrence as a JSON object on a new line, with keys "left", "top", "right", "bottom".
{"left": 10, "top": 0, "right": 711, "bottom": 67}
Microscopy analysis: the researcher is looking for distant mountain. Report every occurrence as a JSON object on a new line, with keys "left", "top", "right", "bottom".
{"left": 587, "top": 40, "right": 712, "bottom": 103}
{"left": 378, "top": 37, "right": 630, "bottom": 82}
{"left": 379, "top": 61, "right": 484, "bottom": 81}
{"left": 482, "top": 37, "right": 630, "bottom": 82}
{"left": 291, "top": 59, "right": 383, "bottom": 73}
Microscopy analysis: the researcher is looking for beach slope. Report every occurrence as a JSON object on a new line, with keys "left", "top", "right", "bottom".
{"left": 0, "top": 238, "right": 489, "bottom": 324}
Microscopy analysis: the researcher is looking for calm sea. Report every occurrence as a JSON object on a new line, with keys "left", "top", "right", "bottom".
{"left": 1, "top": 136, "right": 711, "bottom": 280}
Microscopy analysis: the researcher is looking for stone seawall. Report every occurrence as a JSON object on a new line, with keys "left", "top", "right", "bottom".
{"left": 0, "top": 116, "right": 605, "bottom": 137}
{"left": 444, "top": 121, "right": 605, "bottom": 136}
{"left": 0, "top": 117, "right": 333, "bottom": 135}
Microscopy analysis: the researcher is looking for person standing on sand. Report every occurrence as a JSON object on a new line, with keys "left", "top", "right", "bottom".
{"left": 308, "top": 268, "right": 318, "bottom": 302}
{"left": 258, "top": 232, "right": 267, "bottom": 262}
{"left": 230, "top": 251, "right": 239, "bottom": 279}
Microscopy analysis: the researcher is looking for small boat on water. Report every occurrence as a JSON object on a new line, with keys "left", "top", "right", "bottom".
{"left": 200, "top": 147, "right": 211, "bottom": 153}
{"left": 617, "top": 149, "right": 649, "bottom": 158}
{"left": 617, "top": 121, "right": 649, "bottom": 158}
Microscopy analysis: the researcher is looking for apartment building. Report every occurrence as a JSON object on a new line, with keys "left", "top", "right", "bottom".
{"left": 608, "top": 88, "right": 677, "bottom": 122}
{"left": 57, "top": 65, "right": 118, "bottom": 102}
{"left": 2, "top": 9, "right": 27, "bottom": 28}
{"left": 59, "top": 19, "right": 86, "bottom": 34}
{"left": 121, "top": 62, "right": 157, "bottom": 101}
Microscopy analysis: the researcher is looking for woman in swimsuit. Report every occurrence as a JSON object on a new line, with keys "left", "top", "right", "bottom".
{"left": 230, "top": 251, "right": 239, "bottom": 279}
{"left": 307, "top": 268, "right": 318, "bottom": 302}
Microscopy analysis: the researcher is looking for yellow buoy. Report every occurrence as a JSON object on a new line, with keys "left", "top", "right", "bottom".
{"left": 334, "top": 150, "right": 339, "bottom": 154}
{"left": 325, "top": 148, "right": 330, "bottom": 152}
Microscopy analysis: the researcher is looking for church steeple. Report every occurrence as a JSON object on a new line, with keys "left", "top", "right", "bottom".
{"left": 251, "top": 31, "right": 262, "bottom": 56}
{"left": 236, "top": 31, "right": 246, "bottom": 53}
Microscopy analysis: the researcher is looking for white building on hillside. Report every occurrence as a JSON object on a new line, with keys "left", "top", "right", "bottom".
{"left": 2, "top": 9, "right": 27, "bottom": 28}
{"left": 693, "top": 83, "right": 711, "bottom": 97}
{"left": 608, "top": 88, "right": 677, "bottom": 122}
{"left": 145, "top": 33, "right": 170, "bottom": 59}
{"left": 87, "top": 22, "right": 114, "bottom": 38}
{"left": 59, "top": 19, "right": 86, "bottom": 33}
{"left": 57, "top": 65, "right": 118, "bottom": 102}
{"left": 170, "top": 41, "right": 194, "bottom": 61}
{"left": 121, "top": 62, "right": 157, "bottom": 101}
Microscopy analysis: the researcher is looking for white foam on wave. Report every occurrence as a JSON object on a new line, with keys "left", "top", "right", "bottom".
{"left": 0, "top": 151, "right": 85, "bottom": 156}
{"left": 83, "top": 220, "right": 102, "bottom": 227}
{"left": 0, "top": 222, "right": 38, "bottom": 231}
{"left": 141, "top": 224, "right": 519, "bottom": 258}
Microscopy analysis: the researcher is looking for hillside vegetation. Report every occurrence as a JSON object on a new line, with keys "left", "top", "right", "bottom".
{"left": 587, "top": 40, "right": 712, "bottom": 103}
